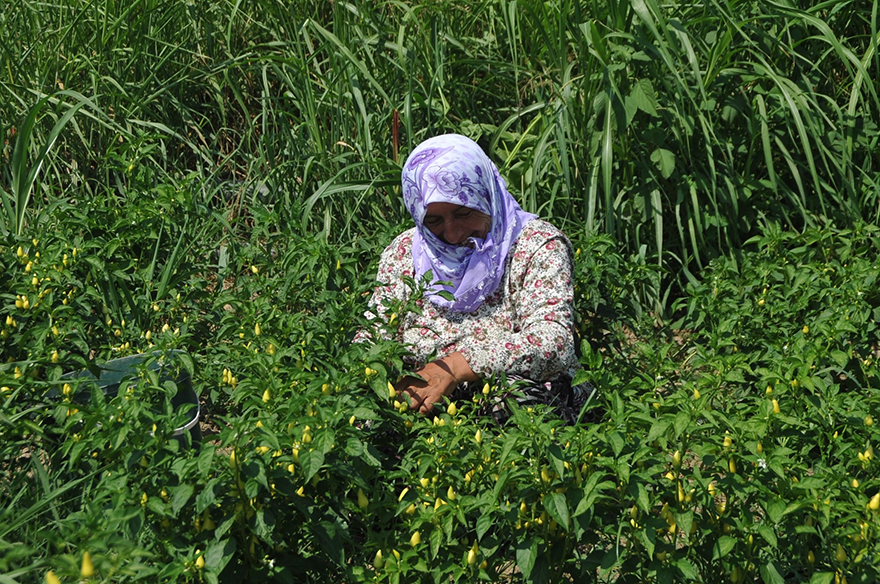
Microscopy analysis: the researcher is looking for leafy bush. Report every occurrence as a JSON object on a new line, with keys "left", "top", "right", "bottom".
{"left": 2, "top": 187, "right": 879, "bottom": 582}
{"left": 2, "top": 1, "right": 880, "bottom": 582}
{"left": 2, "top": 0, "right": 878, "bottom": 311}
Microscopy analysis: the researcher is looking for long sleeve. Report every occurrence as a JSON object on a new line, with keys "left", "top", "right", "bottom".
{"left": 358, "top": 221, "right": 578, "bottom": 383}
{"left": 457, "top": 230, "right": 577, "bottom": 380}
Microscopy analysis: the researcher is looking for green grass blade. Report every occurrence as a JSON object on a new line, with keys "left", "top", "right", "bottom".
{"left": 8, "top": 95, "right": 85, "bottom": 236}
{"left": 307, "top": 19, "right": 391, "bottom": 105}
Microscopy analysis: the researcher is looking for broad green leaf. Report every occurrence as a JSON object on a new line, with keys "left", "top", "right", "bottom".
{"left": 344, "top": 438, "right": 365, "bottom": 458}
{"left": 493, "top": 469, "right": 511, "bottom": 500}
{"left": 548, "top": 444, "right": 566, "bottom": 479}
{"left": 196, "top": 478, "right": 220, "bottom": 514}
{"left": 351, "top": 407, "right": 378, "bottom": 420}
{"left": 757, "top": 525, "right": 778, "bottom": 547}
{"left": 204, "top": 538, "right": 236, "bottom": 577}
{"left": 792, "top": 476, "right": 824, "bottom": 490}
{"left": 197, "top": 444, "right": 216, "bottom": 479}
{"left": 572, "top": 368, "right": 592, "bottom": 386}
{"left": 712, "top": 535, "right": 736, "bottom": 560}
{"left": 809, "top": 573, "right": 835, "bottom": 584}
{"left": 599, "top": 549, "right": 619, "bottom": 573}
{"left": 676, "top": 558, "right": 698, "bottom": 579}
{"left": 314, "top": 427, "right": 336, "bottom": 455}
{"left": 441, "top": 511, "right": 455, "bottom": 540}
{"left": 312, "top": 518, "right": 345, "bottom": 565}
{"left": 608, "top": 431, "right": 625, "bottom": 457}
{"left": 674, "top": 510, "right": 693, "bottom": 538}
{"left": 782, "top": 501, "right": 805, "bottom": 517}
{"left": 630, "top": 79, "right": 659, "bottom": 117}
{"left": 673, "top": 411, "right": 690, "bottom": 438}
{"left": 623, "top": 95, "right": 639, "bottom": 128}
{"left": 544, "top": 492, "right": 570, "bottom": 530}
{"left": 498, "top": 434, "right": 519, "bottom": 467}
{"left": 766, "top": 499, "right": 786, "bottom": 524}
{"left": 369, "top": 376, "right": 391, "bottom": 402}
{"left": 429, "top": 525, "right": 443, "bottom": 560}
{"left": 651, "top": 148, "right": 676, "bottom": 179}
{"left": 769, "top": 460, "right": 786, "bottom": 478}
{"left": 253, "top": 507, "right": 276, "bottom": 541}
{"left": 530, "top": 555, "right": 551, "bottom": 584}
{"left": 830, "top": 350, "right": 850, "bottom": 368}
{"left": 476, "top": 512, "right": 494, "bottom": 541}
{"left": 646, "top": 417, "right": 671, "bottom": 443}
{"left": 637, "top": 482, "right": 651, "bottom": 513}
{"left": 145, "top": 497, "right": 166, "bottom": 516}
{"left": 171, "top": 483, "right": 194, "bottom": 515}
{"left": 617, "top": 461, "right": 630, "bottom": 485}
{"left": 300, "top": 448, "right": 325, "bottom": 483}
{"left": 636, "top": 526, "right": 656, "bottom": 557}
{"left": 215, "top": 514, "right": 236, "bottom": 541}
{"left": 515, "top": 536, "right": 537, "bottom": 579}
{"left": 363, "top": 444, "right": 382, "bottom": 467}
{"left": 573, "top": 473, "right": 613, "bottom": 517}
{"left": 759, "top": 561, "right": 785, "bottom": 584}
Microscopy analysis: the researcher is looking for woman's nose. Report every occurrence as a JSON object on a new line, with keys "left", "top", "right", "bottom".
{"left": 445, "top": 222, "right": 467, "bottom": 245}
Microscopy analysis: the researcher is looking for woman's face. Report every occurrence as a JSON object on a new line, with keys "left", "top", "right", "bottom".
{"left": 423, "top": 202, "right": 491, "bottom": 246}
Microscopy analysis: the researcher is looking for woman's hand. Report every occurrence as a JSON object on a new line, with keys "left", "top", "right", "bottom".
{"left": 395, "top": 352, "right": 478, "bottom": 414}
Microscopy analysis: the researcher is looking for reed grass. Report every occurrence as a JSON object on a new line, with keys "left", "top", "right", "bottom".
{"left": 1, "top": 0, "right": 877, "bottom": 314}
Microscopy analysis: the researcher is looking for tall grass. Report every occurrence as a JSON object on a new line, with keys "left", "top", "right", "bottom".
{"left": 1, "top": 0, "right": 877, "bottom": 313}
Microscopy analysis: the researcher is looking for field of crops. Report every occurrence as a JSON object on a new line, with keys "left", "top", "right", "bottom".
{"left": 2, "top": 1, "right": 879, "bottom": 582}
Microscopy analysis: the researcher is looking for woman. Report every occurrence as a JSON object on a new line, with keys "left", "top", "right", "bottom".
{"left": 362, "top": 134, "right": 587, "bottom": 423}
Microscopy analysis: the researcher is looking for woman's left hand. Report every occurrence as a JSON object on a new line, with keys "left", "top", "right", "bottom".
{"left": 395, "top": 352, "right": 478, "bottom": 414}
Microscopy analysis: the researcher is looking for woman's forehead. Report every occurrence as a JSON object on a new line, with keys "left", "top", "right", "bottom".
{"left": 425, "top": 202, "right": 469, "bottom": 215}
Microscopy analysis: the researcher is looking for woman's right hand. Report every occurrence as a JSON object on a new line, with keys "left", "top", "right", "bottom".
{"left": 395, "top": 352, "right": 478, "bottom": 414}
{"left": 395, "top": 360, "right": 457, "bottom": 414}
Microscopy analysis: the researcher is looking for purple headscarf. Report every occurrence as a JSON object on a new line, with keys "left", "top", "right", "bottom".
{"left": 401, "top": 134, "right": 536, "bottom": 312}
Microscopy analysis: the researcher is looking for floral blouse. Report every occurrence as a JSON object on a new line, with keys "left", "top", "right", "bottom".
{"left": 361, "top": 219, "right": 578, "bottom": 382}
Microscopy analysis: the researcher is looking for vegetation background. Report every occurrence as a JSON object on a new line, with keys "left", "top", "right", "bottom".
{"left": 1, "top": 0, "right": 879, "bottom": 583}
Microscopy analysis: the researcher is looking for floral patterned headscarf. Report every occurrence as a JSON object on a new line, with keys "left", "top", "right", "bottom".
{"left": 401, "top": 134, "right": 536, "bottom": 312}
